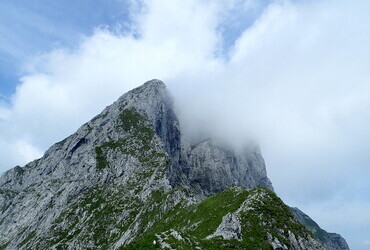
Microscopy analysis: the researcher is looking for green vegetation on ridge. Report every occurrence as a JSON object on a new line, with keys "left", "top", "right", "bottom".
{"left": 123, "top": 187, "right": 313, "bottom": 250}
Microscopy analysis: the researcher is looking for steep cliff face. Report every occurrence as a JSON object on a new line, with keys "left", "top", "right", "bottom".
{"left": 187, "top": 139, "right": 273, "bottom": 195}
{"left": 0, "top": 80, "right": 175, "bottom": 249}
{"left": 0, "top": 80, "right": 348, "bottom": 249}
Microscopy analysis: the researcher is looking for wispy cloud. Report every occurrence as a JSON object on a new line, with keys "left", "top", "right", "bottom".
{"left": 0, "top": 93, "right": 9, "bottom": 101}
{"left": 364, "top": 240, "right": 370, "bottom": 246}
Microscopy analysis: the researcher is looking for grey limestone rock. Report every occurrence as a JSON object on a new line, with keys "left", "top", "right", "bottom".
{"left": 0, "top": 79, "right": 348, "bottom": 250}
{"left": 188, "top": 139, "right": 273, "bottom": 195}
{"left": 206, "top": 212, "right": 242, "bottom": 240}
{"left": 0, "top": 79, "right": 175, "bottom": 249}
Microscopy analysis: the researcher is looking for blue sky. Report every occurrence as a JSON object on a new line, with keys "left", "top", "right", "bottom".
{"left": 0, "top": 0, "right": 369, "bottom": 249}
{"left": 0, "top": 0, "right": 275, "bottom": 98}
{"left": 0, "top": 0, "right": 131, "bottom": 97}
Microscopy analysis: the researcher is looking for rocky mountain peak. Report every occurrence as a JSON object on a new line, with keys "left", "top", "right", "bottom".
{"left": 115, "top": 79, "right": 168, "bottom": 113}
{"left": 0, "top": 79, "right": 348, "bottom": 250}
{"left": 141, "top": 78, "right": 165, "bottom": 89}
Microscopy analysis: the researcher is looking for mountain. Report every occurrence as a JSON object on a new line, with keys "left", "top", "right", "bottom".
{"left": 291, "top": 208, "right": 350, "bottom": 250}
{"left": 0, "top": 79, "right": 348, "bottom": 249}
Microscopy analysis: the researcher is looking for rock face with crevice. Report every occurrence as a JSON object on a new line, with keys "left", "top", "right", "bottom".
{"left": 0, "top": 80, "right": 348, "bottom": 249}
{"left": 187, "top": 139, "right": 273, "bottom": 195}
{"left": 206, "top": 212, "right": 242, "bottom": 240}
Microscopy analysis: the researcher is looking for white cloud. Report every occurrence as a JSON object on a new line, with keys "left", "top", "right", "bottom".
{"left": 13, "top": 140, "right": 43, "bottom": 164}
{"left": 364, "top": 240, "right": 370, "bottom": 246}
{"left": 0, "top": 0, "right": 369, "bottom": 248}
{"left": 0, "top": 0, "right": 222, "bottom": 167}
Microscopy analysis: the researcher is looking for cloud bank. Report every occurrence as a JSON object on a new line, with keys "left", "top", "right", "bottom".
{"left": 0, "top": 0, "right": 369, "bottom": 248}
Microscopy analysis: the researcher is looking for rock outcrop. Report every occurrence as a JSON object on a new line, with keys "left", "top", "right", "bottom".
{"left": 187, "top": 139, "right": 273, "bottom": 195}
{"left": 0, "top": 79, "right": 348, "bottom": 249}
